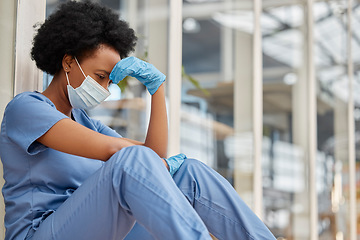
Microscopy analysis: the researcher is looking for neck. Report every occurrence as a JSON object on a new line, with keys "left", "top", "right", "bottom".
{"left": 42, "top": 71, "right": 73, "bottom": 118}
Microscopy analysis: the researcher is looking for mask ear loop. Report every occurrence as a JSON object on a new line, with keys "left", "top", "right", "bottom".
{"left": 65, "top": 71, "right": 71, "bottom": 86}
{"left": 74, "top": 57, "right": 87, "bottom": 78}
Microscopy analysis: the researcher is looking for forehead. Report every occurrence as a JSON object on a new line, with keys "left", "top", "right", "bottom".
{"left": 81, "top": 44, "right": 121, "bottom": 70}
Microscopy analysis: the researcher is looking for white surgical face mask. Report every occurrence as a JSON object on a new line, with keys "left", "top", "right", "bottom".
{"left": 65, "top": 57, "right": 110, "bottom": 109}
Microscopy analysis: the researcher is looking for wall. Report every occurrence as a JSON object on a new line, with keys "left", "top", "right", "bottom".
{"left": 0, "top": 0, "right": 45, "bottom": 238}
{"left": 0, "top": 1, "right": 17, "bottom": 238}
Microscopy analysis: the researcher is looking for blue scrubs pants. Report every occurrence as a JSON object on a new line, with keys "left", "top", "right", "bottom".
{"left": 30, "top": 146, "right": 275, "bottom": 240}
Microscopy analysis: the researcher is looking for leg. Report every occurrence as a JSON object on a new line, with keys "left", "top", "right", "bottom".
{"left": 30, "top": 146, "right": 211, "bottom": 240}
{"left": 173, "top": 159, "right": 276, "bottom": 240}
{"left": 125, "top": 158, "right": 276, "bottom": 240}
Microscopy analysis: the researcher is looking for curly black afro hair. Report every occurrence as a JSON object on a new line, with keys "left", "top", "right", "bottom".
{"left": 31, "top": 1, "right": 137, "bottom": 75}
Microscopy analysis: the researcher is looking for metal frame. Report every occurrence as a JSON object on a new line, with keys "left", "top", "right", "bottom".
{"left": 347, "top": 0, "right": 357, "bottom": 239}
{"left": 253, "top": 0, "right": 264, "bottom": 218}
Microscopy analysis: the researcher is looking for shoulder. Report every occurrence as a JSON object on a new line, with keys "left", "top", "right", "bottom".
{"left": 6, "top": 91, "right": 55, "bottom": 111}
{"left": 13, "top": 91, "right": 51, "bottom": 102}
{"left": 4, "top": 91, "right": 61, "bottom": 125}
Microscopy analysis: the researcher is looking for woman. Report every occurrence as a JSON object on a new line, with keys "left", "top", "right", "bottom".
{"left": 0, "top": 1, "right": 275, "bottom": 240}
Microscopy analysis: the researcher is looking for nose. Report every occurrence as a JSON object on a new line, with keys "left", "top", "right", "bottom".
{"left": 98, "top": 81, "right": 110, "bottom": 91}
{"left": 102, "top": 83, "right": 109, "bottom": 91}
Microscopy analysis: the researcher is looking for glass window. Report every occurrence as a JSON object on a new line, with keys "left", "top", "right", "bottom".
{"left": 314, "top": 1, "right": 350, "bottom": 239}
{"left": 181, "top": 0, "right": 257, "bottom": 209}
{"left": 353, "top": 1, "right": 360, "bottom": 238}
{"left": 261, "top": 2, "right": 310, "bottom": 239}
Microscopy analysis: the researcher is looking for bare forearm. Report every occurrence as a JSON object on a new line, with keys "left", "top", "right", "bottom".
{"left": 144, "top": 84, "right": 168, "bottom": 158}
{"left": 37, "top": 118, "right": 135, "bottom": 161}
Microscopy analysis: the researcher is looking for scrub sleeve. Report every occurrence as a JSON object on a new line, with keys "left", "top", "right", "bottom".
{"left": 4, "top": 92, "right": 68, "bottom": 155}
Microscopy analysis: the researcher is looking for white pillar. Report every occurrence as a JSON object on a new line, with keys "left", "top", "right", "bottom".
{"left": 167, "top": 0, "right": 182, "bottom": 156}
{"left": 148, "top": 0, "right": 168, "bottom": 74}
{"left": 0, "top": 1, "right": 45, "bottom": 237}
{"left": 292, "top": 61, "right": 311, "bottom": 240}
{"left": 220, "top": 0, "right": 233, "bottom": 83}
{"left": 334, "top": 97, "right": 349, "bottom": 238}
{"left": 306, "top": 1, "right": 319, "bottom": 239}
{"left": 233, "top": 0, "right": 263, "bottom": 219}
{"left": 14, "top": 0, "right": 45, "bottom": 95}
{"left": 292, "top": 1, "right": 317, "bottom": 239}
{"left": 234, "top": 30, "right": 254, "bottom": 209}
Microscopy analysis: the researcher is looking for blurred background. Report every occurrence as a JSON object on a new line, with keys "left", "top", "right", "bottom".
{"left": 2, "top": 0, "right": 360, "bottom": 239}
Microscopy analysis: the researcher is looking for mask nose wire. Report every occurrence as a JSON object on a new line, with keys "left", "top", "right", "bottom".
{"left": 74, "top": 57, "right": 87, "bottom": 78}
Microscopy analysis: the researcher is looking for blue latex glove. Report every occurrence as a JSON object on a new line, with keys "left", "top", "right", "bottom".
{"left": 164, "top": 153, "right": 187, "bottom": 177}
{"left": 110, "top": 57, "right": 166, "bottom": 95}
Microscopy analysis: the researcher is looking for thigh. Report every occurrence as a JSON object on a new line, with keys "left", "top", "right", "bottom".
{"left": 31, "top": 158, "right": 135, "bottom": 240}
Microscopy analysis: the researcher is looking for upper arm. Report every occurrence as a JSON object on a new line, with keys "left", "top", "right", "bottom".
{"left": 5, "top": 94, "right": 68, "bottom": 155}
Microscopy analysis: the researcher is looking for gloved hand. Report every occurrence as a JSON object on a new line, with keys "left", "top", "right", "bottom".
{"left": 110, "top": 57, "right": 166, "bottom": 95}
{"left": 164, "top": 153, "right": 187, "bottom": 177}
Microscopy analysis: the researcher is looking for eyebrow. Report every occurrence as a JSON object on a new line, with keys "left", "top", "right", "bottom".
{"left": 96, "top": 69, "right": 111, "bottom": 76}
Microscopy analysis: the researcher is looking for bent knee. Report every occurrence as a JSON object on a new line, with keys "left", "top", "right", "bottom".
{"left": 112, "top": 145, "right": 155, "bottom": 158}
{"left": 177, "top": 158, "right": 207, "bottom": 174}
{"left": 121, "top": 145, "right": 154, "bottom": 153}
{"left": 107, "top": 145, "right": 158, "bottom": 166}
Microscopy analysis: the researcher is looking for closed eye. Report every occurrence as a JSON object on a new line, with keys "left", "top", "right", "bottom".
{"left": 96, "top": 74, "right": 106, "bottom": 80}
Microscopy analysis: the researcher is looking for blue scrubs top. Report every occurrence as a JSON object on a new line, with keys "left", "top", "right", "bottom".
{"left": 0, "top": 92, "right": 121, "bottom": 240}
